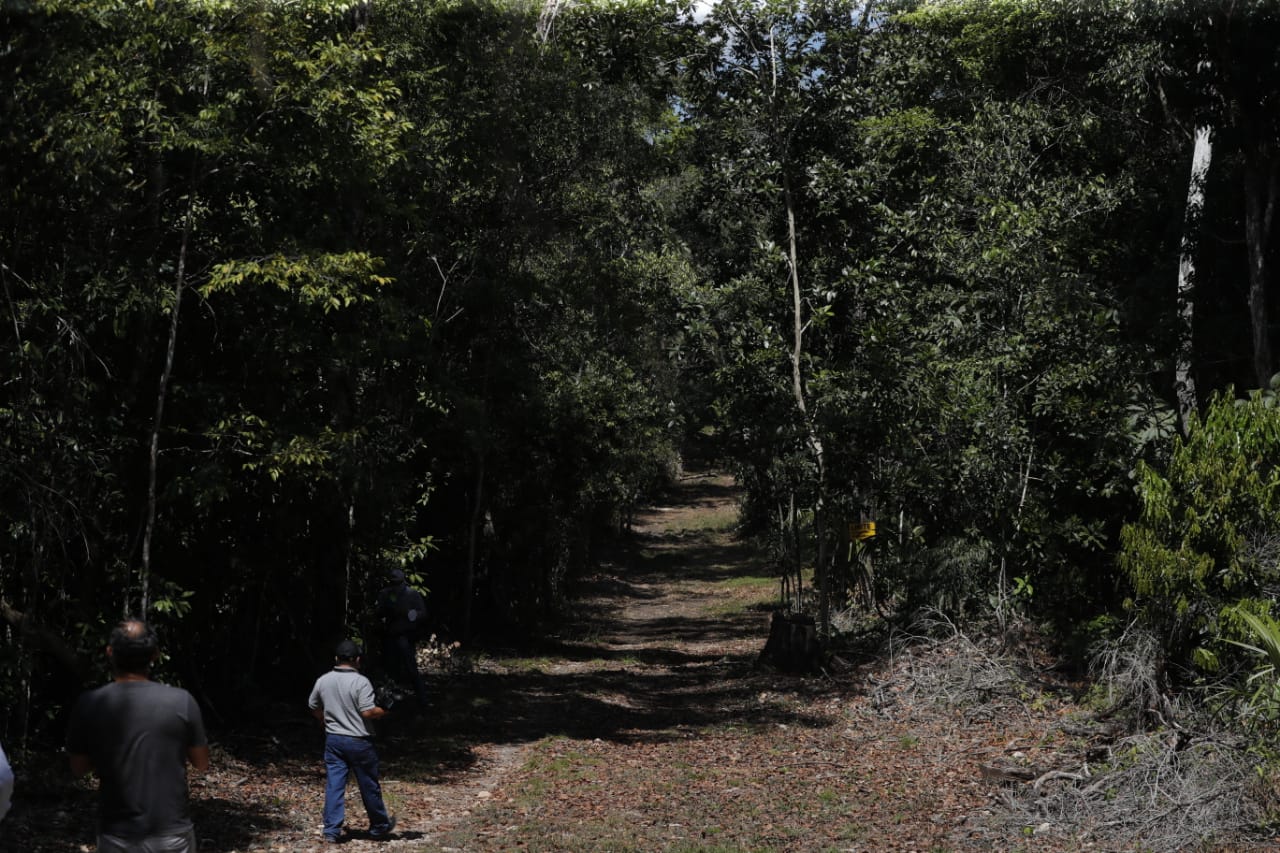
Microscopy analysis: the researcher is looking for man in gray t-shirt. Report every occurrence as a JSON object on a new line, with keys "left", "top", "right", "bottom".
{"left": 67, "top": 619, "right": 209, "bottom": 853}
{"left": 308, "top": 640, "right": 396, "bottom": 843}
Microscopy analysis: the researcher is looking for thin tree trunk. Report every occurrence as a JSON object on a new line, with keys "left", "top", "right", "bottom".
{"left": 1175, "top": 124, "right": 1212, "bottom": 435}
{"left": 785, "top": 181, "right": 807, "bottom": 426}
{"left": 997, "top": 443, "right": 1035, "bottom": 638}
{"left": 343, "top": 497, "right": 355, "bottom": 627}
{"left": 536, "top": 0, "right": 569, "bottom": 45}
{"left": 139, "top": 214, "right": 192, "bottom": 616}
{"left": 462, "top": 448, "right": 485, "bottom": 639}
{"left": 783, "top": 175, "right": 829, "bottom": 635}
{"left": 1244, "top": 150, "right": 1277, "bottom": 389}
{"left": 782, "top": 494, "right": 794, "bottom": 609}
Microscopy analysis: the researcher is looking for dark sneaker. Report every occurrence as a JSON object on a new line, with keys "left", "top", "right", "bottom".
{"left": 321, "top": 836, "right": 341, "bottom": 844}
{"left": 370, "top": 815, "right": 397, "bottom": 840}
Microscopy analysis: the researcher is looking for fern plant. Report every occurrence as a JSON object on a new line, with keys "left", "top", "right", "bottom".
{"left": 1226, "top": 608, "right": 1280, "bottom": 732}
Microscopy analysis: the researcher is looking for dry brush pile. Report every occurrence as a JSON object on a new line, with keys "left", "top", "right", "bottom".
{"left": 867, "top": 612, "right": 1280, "bottom": 852}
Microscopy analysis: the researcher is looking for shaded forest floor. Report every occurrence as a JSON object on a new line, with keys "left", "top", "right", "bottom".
{"left": 8, "top": 472, "right": 1279, "bottom": 852}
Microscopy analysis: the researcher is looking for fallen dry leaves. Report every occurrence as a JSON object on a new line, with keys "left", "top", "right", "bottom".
{"left": 6, "top": 473, "right": 1278, "bottom": 852}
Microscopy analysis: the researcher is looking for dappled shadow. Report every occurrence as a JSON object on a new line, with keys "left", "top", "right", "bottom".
{"left": 608, "top": 611, "right": 772, "bottom": 646}
{"left": 215, "top": 727, "right": 327, "bottom": 777}
{"left": 192, "top": 796, "right": 295, "bottom": 851}
{"left": 420, "top": 471, "right": 835, "bottom": 749}
{"left": 406, "top": 474, "right": 817, "bottom": 751}
{"left": 340, "top": 828, "right": 428, "bottom": 844}
{"left": 428, "top": 661, "right": 833, "bottom": 749}
{"left": 211, "top": 702, "right": 486, "bottom": 784}
{"left": 0, "top": 784, "right": 97, "bottom": 853}
{"left": 623, "top": 538, "right": 773, "bottom": 585}
{"left": 643, "top": 472, "right": 741, "bottom": 512}
{"left": 379, "top": 716, "right": 483, "bottom": 784}
{"left": 3, "top": 789, "right": 306, "bottom": 853}
{"left": 569, "top": 573, "right": 667, "bottom": 602}
{"left": 584, "top": 533, "right": 774, "bottom": 597}
{"left": 517, "top": 637, "right": 732, "bottom": 668}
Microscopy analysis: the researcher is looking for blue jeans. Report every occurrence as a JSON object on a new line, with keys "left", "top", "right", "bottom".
{"left": 322, "top": 734, "right": 392, "bottom": 839}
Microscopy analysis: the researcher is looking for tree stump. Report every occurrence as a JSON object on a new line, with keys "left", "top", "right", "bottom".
{"left": 758, "top": 610, "right": 822, "bottom": 673}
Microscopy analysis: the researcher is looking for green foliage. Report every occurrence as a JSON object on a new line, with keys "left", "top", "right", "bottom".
{"left": 204, "top": 253, "right": 392, "bottom": 310}
{"left": 2, "top": 0, "right": 1279, "bottom": 749}
{"left": 1222, "top": 608, "right": 1280, "bottom": 735}
{"left": 677, "top": 0, "right": 1153, "bottom": 624}
{"left": 1120, "top": 391, "right": 1280, "bottom": 675}
{"left": 0, "top": 0, "right": 692, "bottom": 741}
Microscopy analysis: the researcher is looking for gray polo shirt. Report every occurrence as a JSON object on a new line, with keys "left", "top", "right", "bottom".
{"left": 308, "top": 667, "right": 376, "bottom": 738}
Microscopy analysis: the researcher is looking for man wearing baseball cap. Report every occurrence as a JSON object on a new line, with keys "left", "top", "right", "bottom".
{"left": 307, "top": 639, "right": 396, "bottom": 843}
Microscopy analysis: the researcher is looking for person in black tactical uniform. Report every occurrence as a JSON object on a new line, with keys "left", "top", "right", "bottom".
{"left": 376, "top": 568, "right": 429, "bottom": 710}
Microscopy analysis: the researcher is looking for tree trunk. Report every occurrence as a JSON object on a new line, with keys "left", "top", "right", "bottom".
{"left": 783, "top": 176, "right": 830, "bottom": 635}
{"left": 343, "top": 496, "right": 356, "bottom": 628}
{"left": 536, "top": 0, "right": 570, "bottom": 45}
{"left": 1175, "top": 124, "right": 1212, "bottom": 435}
{"left": 1244, "top": 148, "right": 1277, "bottom": 389}
{"left": 461, "top": 448, "right": 485, "bottom": 639}
{"left": 757, "top": 610, "right": 821, "bottom": 673}
{"left": 139, "top": 214, "right": 191, "bottom": 616}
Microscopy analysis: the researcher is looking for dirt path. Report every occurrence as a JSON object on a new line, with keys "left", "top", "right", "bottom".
{"left": 12, "top": 473, "right": 1274, "bottom": 852}
{"left": 412, "top": 471, "right": 774, "bottom": 846}
{"left": 8, "top": 472, "right": 1092, "bottom": 853}
{"left": 406, "top": 472, "right": 1072, "bottom": 852}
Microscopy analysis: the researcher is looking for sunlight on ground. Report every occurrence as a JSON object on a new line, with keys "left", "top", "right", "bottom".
{"left": 704, "top": 574, "right": 777, "bottom": 616}
{"left": 644, "top": 500, "right": 739, "bottom": 536}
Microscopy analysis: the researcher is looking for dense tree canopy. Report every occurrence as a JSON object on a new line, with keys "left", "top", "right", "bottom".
{"left": 2, "top": 0, "right": 1279, "bottom": 752}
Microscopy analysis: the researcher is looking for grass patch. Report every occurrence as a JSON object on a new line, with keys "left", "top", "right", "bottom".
{"left": 489, "top": 655, "right": 556, "bottom": 672}
{"left": 719, "top": 574, "right": 775, "bottom": 590}
{"left": 646, "top": 502, "right": 740, "bottom": 536}
{"left": 674, "top": 506, "right": 739, "bottom": 534}
{"left": 705, "top": 598, "right": 767, "bottom": 617}
{"left": 704, "top": 574, "right": 778, "bottom": 616}
{"left": 514, "top": 740, "right": 606, "bottom": 808}
{"left": 522, "top": 740, "right": 603, "bottom": 781}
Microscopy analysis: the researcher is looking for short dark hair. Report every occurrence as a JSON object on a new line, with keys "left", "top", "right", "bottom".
{"left": 334, "top": 639, "right": 362, "bottom": 662}
{"left": 108, "top": 619, "right": 159, "bottom": 674}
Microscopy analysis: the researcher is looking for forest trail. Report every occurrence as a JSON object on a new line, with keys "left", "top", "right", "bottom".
{"left": 13, "top": 471, "right": 1091, "bottom": 852}
{"left": 413, "top": 470, "right": 775, "bottom": 847}
{"left": 400, "top": 471, "right": 1075, "bottom": 852}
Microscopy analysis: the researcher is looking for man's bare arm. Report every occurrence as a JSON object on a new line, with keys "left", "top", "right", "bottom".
{"left": 68, "top": 753, "right": 93, "bottom": 779}
{"left": 187, "top": 745, "right": 211, "bottom": 773}
{"left": 360, "top": 705, "right": 388, "bottom": 721}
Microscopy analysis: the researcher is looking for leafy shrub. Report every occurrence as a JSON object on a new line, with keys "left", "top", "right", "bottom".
{"left": 1119, "top": 389, "right": 1280, "bottom": 681}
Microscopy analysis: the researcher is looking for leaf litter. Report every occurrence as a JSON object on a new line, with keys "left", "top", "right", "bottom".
{"left": 7, "top": 473, "right": 1278, "bottom": 852}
